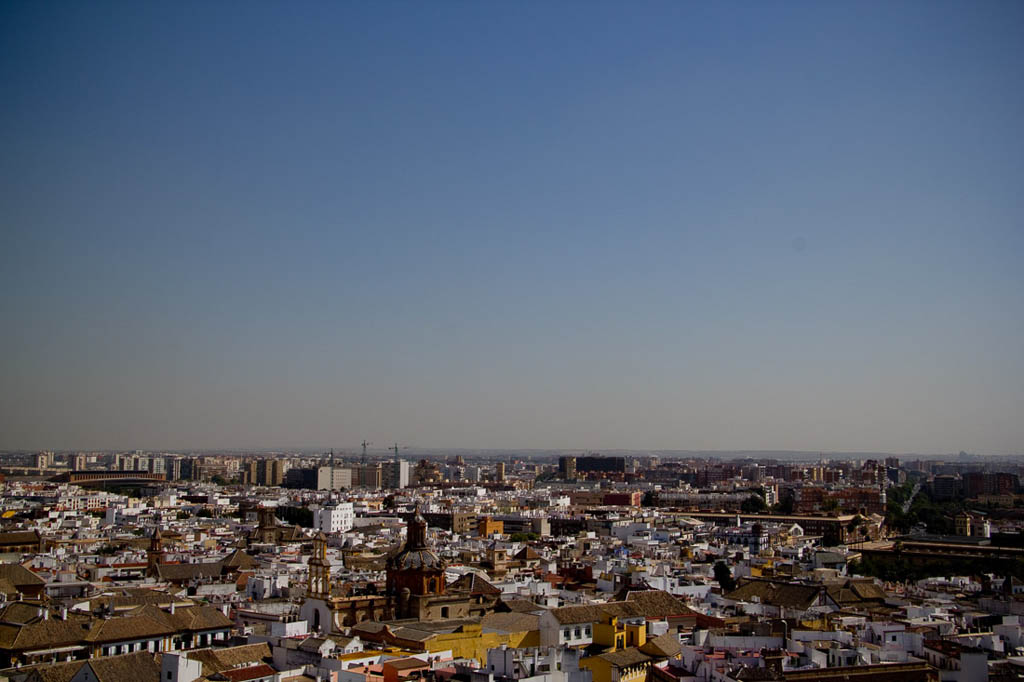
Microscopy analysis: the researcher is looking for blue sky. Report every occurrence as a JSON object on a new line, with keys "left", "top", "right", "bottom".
{"left": 1, "top": 1, "right": 1022, "bottom": 453}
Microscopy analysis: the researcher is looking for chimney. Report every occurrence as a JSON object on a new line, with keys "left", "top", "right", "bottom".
{"left": 170, "top": 601, "right": 176, "bottom": 614}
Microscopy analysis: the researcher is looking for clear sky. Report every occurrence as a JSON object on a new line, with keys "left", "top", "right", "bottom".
{"left": 1, "top": 1, "right": 1022, "bottom": 454}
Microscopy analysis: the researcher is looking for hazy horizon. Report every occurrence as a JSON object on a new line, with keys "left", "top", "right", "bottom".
{"left": 2, "top": 2, "right": 1022, "bottom": 455}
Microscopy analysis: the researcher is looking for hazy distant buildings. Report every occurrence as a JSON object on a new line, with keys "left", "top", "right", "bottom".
{"left": 354, "top": 462, "right": 383, "bottom": 489}
{"left": 384, "top": 460, "right": 410, "bottom": 489}
{"left": 244, "top": 459, "right": 285, "bottom": 487}
{"left": 577, "top": 455, "right": 626, "bottom": 474}
{"left": 316, "top": 466, "right": 352, "bottom": 491}
{"left": 284, "top": 467, "right": 316, "bottom": 489}
{"left": 495, "top": 462, "right": 506, "bottom": 483}
{"left": 932, "top": 474, "right": 962, "bottom": 500}
{"left": 963, "top": 471, "right": 1018, "bottom": 498}
{"left": 558, "top": 456, "right": 576, "bottom": 480}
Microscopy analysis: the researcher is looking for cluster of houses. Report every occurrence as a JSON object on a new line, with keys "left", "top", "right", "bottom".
{"left": 1, "top": 473, "right": 1023, "bottom": 681}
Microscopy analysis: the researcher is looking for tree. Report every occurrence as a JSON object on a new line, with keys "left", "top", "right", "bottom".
{"left": 771, "top": 494, "right": 795, "bottom": 515}
{"left": 821, "top": 528, "right": 841, "bottom": 547}
{"left": 741, "top": 495, "right": 767, "bottom": 514}
{"left": 276, "top": 505, "right": 314, "bottom": 528}
{"left": 211, "top": 475, "right": 228, "bottom": 486}
{"left": 713, "top": 561, "right": 736, "bottom": 592}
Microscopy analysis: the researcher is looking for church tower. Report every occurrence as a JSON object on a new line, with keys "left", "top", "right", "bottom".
{"left": 387, "top": 504, "right": 446, "bottom": 618}
{"left": 146, "top": 528, "right": 164, "bottom": 577}
{"left": 308, "top": 532, "right": 331, "bottom": 599}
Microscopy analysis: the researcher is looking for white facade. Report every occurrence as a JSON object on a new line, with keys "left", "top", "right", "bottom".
{"left": 313, "top": 503, "right": 354, "bottom": 534}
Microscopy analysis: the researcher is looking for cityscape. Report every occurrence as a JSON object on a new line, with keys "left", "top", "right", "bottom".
{"left": 2, "top": 1, "right": 1022, "bottom": 681}
{"left": 0, "top": 448, "right": 1023, "bottom": 681}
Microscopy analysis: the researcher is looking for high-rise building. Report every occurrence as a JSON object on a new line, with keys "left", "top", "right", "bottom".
{"left": 73, "top": 454, "right": 87, "bottom": 471}
{"left": 558, "top": 456, "right": 577, "bottom": 480}
{"left": 244, "top": 461, "right": 259, "bottom": 486}
{"left": 576, "top": 455, "right": 625, "bottom": 474}
{"left": 495, "top": 462, "right": 506, "bottom": 483}
{"left": 179, "top": 457, "right": 201, "bottom": 481}
{"left": 245, "top": 459, "right": 286, "bottom": 487}
{"left": 316, "top": 466, "right": 352, "bottom": 490}
{"left": 932, "top": 474, "right": 962, "bottom": 500}
{"left": 148, "top": 457, "right": 166, "bottom": 476}
{"left": 354, "top": 463, "right": 383, "bottom": 489}
{"left": 266, "top": 459, "right": 284, "bottom": 486}
{"left": 284, "top": 467, "right": 318, "bottom": 489}
{"left": 384, "top": 460, "right": 410, "bottom": 489}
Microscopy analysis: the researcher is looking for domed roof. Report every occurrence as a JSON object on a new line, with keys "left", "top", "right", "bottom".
{"left": 391, "top": 547, "right": 442, "bottom": 570}
{"left": 389, "top": 503, "right": 444, "bottom": 571}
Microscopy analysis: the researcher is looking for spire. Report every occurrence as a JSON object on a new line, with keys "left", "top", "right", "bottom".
{"left": 406, "top": 504, "right": 428, "bottom": 550}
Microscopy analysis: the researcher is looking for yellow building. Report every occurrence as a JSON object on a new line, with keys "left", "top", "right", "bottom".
{"left": 353, "top": 616, "right": 539, "bottom": 665}
{"left": 592, "top": 614, "right": 646, "bottom": 652}
{"left": 581, "top": 632, "right": 682, "bottom": 682}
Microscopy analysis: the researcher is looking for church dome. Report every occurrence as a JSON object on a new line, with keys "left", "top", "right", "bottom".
{"left": 389, "top": 505, "right": 443, "bottom": 571}
{"left": 391, "top": 547, "right": 442, "bottom": 570}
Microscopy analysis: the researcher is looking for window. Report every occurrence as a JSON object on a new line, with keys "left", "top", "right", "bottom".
{"left": 585, "top": 627, "right": 591, "bottom": 636}
{"left": 574, "top": 628, "right": 581, "bottom": 637}
{"left": 564, "top": 629, "right": 571, "bottom": 640}
{"left": 441, "top": 607, "right": 449, "bottom": 618}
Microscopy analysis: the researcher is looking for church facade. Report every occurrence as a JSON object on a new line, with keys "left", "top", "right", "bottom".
{"left": 300, "top": 506, "right": 500, "bottom": 633}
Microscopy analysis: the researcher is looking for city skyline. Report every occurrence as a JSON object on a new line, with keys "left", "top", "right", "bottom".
{"left": 2, "top": 2, "right": 1022, "bottom": 454}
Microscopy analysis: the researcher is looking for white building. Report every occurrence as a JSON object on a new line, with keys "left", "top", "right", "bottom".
{"left": 313, "top": 503, "right": 355, "bottom": 534}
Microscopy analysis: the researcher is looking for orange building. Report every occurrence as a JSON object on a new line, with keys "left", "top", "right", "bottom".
{"left": 477, "top": 516, "right": 504, "bottom": 537}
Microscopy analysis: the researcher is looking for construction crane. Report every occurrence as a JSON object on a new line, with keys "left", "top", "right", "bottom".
{"left": 361, "top": 440, "right": 372, "bottom": 465}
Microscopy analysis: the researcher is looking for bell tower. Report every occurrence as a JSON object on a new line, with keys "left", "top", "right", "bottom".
{"left": 308, "top": 532, "right": 331, "bottom": 599}
{"left": 387, "top": 504, "right": 446, "bottom": 618}
{"left": 146, "top": 528, "right": 164, "bottom": 577}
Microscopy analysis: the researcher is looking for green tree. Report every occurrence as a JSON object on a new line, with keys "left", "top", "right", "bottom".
{"left": 741, "top": 495, "right": 767, "bottom": 514}
{"left": 771, "top": 494, "right": 795, "bottom": 515}
{"left": 821, "top": 528, "right": 841, "bottom": 547}
{"left": 276, "top": 505, "right": 314, "bottom": 528}
{"left": 713, "top": 561, "right": 736, "bottom": 592}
